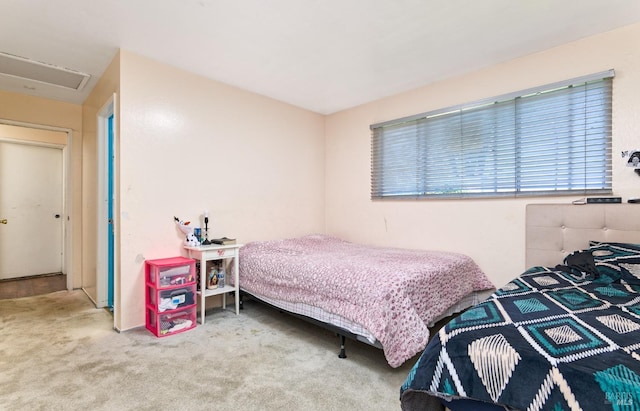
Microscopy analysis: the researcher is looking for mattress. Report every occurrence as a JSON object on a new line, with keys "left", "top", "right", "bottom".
{"left": 244, "top": 288, "right": 495, "bottom": 346}
{"left": 238, "top": 234, "right": 495, "bottom": 367}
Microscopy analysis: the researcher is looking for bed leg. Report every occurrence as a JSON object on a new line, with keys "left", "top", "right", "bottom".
{"left": 338, "top": 334, "right": 347, "bottom": 359}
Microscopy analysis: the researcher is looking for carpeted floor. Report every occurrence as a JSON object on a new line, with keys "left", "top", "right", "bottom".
{"left": 0, "top": 290, "right": 420, "bottom": 410}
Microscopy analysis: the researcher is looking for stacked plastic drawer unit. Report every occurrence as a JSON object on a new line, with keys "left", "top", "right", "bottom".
{"left": 145, "top": 256, "right": 197, "bottom": 337}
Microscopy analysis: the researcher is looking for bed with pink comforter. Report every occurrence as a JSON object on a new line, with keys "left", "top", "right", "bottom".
{"left": 238, "top": 235, "right": 495, "bottom": 367}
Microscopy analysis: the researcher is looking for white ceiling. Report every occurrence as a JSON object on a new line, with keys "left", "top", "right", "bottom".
{"left": 2, "top": 0, "right": 640, "bottom": 115}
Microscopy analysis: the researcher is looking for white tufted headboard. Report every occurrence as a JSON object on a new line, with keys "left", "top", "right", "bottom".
{"left": 526, "top": 203, "right": 640, "bottom": 268}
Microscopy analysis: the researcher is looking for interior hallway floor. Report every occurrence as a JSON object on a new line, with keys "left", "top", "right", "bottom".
{"left": 0, "top": 273, "right": 67, "bottom": 300}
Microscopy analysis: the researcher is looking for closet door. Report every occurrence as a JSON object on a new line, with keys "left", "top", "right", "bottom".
{"left": 0, "top": 141, "right": 63, "bottom": 279}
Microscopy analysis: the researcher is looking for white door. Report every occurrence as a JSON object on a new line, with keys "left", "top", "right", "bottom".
{"left": 0, "top": 141, "right": 63, "bottom": 279}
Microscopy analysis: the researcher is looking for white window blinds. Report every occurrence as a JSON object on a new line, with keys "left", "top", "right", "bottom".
{"left": 370, "top": 70, "right": 614, "bottom": 199}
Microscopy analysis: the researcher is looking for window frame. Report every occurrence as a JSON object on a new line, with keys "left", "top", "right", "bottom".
{"left": 370, "top": 70, "right": 614, "bottom": 200}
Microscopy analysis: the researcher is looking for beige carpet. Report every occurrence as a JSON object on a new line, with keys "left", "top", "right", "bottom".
{"left": 0, "top": 290, "right": 420, "bottom": 410}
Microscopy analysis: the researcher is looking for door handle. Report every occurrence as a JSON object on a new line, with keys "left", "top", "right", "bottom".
{"left": 1, "top": 219, "right": 6, "bottom": 224}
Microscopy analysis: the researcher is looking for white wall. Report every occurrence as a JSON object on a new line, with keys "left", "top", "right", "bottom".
{"left": 87, "top": 23, "right": 640, "bottom": 330}
{"left": 324, "top": 23, "right": 640, "bottom": 288}
{"left": 117, "top": 51, "right": 325, "bottom": 330}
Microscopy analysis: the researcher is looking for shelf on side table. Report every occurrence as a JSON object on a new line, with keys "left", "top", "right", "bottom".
{"left": 198, "top": 284, "right": 236, "bottom": 298}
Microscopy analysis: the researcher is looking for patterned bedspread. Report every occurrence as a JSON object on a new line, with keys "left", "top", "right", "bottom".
{"left": 401, "top": 242, "right": 640, "bottom": 411}
{"left": 238, "top": 235, "right": 494, "bottom": 367}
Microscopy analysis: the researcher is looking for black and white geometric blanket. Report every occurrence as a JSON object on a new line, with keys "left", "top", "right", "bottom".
{"left": 401, "top": 242, "right": 640, "bottom": 411}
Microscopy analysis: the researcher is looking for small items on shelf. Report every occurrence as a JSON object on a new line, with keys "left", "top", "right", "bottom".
{"left": 207, "top": 263, "right": 218, "bottom": 289}
{"left": 206, "top": 261, "right": 227, "bottom": 289}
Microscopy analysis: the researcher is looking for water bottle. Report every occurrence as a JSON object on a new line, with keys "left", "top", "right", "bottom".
{"left": 218, "top": 268, "right": 225, "bottom": 288}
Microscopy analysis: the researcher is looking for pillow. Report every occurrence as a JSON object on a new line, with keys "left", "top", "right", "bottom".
{"left": 586, "top": 242, "right": 640, "bottom": 284}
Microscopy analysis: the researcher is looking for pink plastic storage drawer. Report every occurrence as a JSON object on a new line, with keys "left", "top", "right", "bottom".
{"left": 146, "top": 257, "right": 195, "bottom": 288}
{"left": 147, "top": 283, "right": 196, "bottom": 312}
{"left": 146, "top": 306, "right": 196, "bottom": 337}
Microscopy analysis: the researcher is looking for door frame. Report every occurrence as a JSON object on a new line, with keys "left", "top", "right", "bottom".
{"left": 96, "top": 94, "right": 118, "bottom": 327}
{"left": 0, "top": 119, "right": 72, "bottom": 289}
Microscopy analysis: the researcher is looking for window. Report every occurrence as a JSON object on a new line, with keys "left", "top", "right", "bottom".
{"left": 370, "top": 71, "right": 614, "bottom": 200}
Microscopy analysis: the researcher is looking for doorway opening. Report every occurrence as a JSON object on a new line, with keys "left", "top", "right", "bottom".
{"left": 0, "top": 121, "right": 71, "bottom": 289}
{"left": 96, "top": 94, "right": 117, "bottom": 322}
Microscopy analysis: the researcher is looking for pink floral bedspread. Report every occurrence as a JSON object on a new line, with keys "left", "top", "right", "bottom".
{"left": 238, "top": 235, "right": 495, "bottom": 367}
